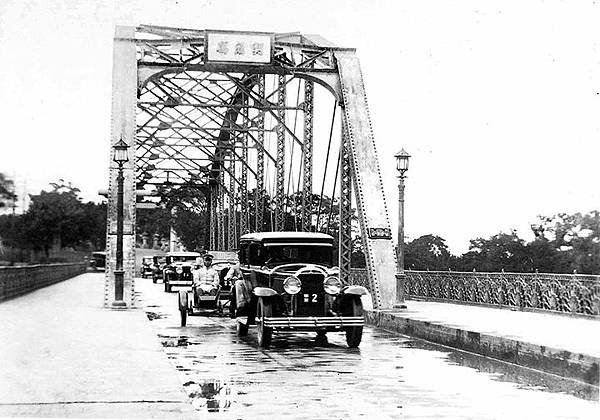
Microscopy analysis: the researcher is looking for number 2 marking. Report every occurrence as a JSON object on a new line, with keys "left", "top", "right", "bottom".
{"left": 304, "top": 293, "right": 318, "bottom": 303}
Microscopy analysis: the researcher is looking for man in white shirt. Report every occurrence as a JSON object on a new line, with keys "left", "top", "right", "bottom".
{"left": 192, "top": 254, "right": 220, "bottom": 302}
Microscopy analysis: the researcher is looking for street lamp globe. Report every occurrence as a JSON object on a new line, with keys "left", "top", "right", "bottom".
{"left": 395, "top": 148, "right": 410, "bottom": 175}
{"left": 113, "top": 138, "right": 129, "bottom": 164}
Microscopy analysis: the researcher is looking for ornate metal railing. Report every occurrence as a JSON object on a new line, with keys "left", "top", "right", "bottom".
{"left": 350, "top": 269, "right": 600, "bottom": 316}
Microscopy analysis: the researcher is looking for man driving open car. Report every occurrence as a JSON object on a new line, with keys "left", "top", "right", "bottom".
{"left": 192, "top": 254, "right": 220, "bottom": 300}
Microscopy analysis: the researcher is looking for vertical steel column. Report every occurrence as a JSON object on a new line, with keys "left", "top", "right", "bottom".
{"left": 240, "top": 93, "right": 249, "bottom": 235}
{"left": 228, "top": 160, "right": 236, "bottom": 250}
{"left": 339, "top": 119, "right": 353, "bottom": 281}
{"left": 302, "top": 79, "right": 314, "bottom": 232}
{"left": 275, "top": 74, "right": 286, "bottom": 231}
{"left": 209, "top": 187, "right": 216, "bottom": 251}
{"left": 255, "top": 75, "right": 266, "bottom": 232}
{"left": 217, "top": 181, "right": 225, "bottom": 251}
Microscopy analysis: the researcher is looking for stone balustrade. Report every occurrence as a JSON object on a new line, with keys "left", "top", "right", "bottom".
{"left": 0, "top": 263, "right": 87, "bottom": 302}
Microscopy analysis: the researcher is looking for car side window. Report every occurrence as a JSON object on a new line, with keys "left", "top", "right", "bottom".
{"left": 248, "top": 243, "right": 264, "bottom": 266}
{"left": 239, "top": 242, "right": 248, "bottom": 266}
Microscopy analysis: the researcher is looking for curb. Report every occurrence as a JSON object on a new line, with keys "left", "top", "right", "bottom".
{"left": 365, "top": 310, "right": 600, "bottom": 387}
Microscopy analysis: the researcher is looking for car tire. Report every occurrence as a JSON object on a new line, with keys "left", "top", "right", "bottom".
{"left": 236, "top": 319, "right": 249, "bottom": 336}
{"left": 344, "top": 297, "right": 363, "bottom": 348}
{"left": 178, "top": 291, "right": 188, "bottom": 327}
{"left": 257, "top": 297, "right": 273, "bottom": 348}
{"left": 229, "top": 288, "right": 236, "bottom": 319}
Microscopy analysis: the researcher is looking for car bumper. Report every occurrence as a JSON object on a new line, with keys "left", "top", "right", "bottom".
{"left": 263, "top": 316, "right": 364, "bottom": 329}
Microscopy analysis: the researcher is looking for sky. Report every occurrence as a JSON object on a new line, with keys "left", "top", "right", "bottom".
{"left": 0, "top": 0, "right": 599, "bottom": 254}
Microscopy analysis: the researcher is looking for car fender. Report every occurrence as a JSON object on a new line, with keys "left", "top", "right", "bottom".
{"left": 343, "top": 285, "right": 368, "bottom": 296}
{"left": 253, "top": 287, "right": 278, "bottom": 297}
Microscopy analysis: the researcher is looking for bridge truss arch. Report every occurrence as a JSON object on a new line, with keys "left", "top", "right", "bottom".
{"left": 106, "top": 25, "right": 397, "bottom": 309}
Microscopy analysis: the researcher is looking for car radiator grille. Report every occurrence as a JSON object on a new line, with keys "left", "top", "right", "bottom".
{"left": 295, "top": 273, "right": 325, "bottom": 316}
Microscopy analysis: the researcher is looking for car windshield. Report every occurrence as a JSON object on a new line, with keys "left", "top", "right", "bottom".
{"left": 263, "top": 245, "right": 332, "bottom": 266}
{"left": 169, "top": 256, "right": 197, "bottom": 263}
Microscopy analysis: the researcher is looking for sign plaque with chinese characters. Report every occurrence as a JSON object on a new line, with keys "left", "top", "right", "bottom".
{"left": 205, "top": 30, "right": 273, "bottom": 64}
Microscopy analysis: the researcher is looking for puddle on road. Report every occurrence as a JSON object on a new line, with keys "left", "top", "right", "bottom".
{"left": 159, "top": 335, "right": 202, "bottom": 348}
{"left": 444, "top": 348, "right": 599, "bottom": 401}
{"left": 145, "top": 311, "right": 165, "bottom": 321}
{"left": 141, "top": 287, "right": 599, "bottom": 417}
{"left": 183, "top": 379, "right": 238, "bottom": 413}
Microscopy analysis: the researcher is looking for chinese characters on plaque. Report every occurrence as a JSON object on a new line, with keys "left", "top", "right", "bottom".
{"left": 206, "top": 31, "right": 272, "bottom": 64}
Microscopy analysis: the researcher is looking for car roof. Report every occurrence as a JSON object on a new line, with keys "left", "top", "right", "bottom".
{"left": 240, "top": 231, "right": 334, "bottom": 242}
{"left": 165, "top": 252, "right": 201, "bottom": 257}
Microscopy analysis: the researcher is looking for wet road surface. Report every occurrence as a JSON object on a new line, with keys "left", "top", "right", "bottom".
{"left": 136, "top": 279, "right": 599, "bottom": 419}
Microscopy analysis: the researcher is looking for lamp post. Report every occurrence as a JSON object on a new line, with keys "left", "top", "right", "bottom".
{"left": 394, "top": 148, "right": 410, "bottom": 308}
{"left": 112, "top": 138, "right": 129, "bottom": 308}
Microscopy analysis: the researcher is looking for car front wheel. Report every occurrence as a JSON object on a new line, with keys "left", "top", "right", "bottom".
{"left": 257, "top": 297, "right": 273, "bottom": 347}
{"left": 344, "top": 297, "right": 363, "bottom": 348}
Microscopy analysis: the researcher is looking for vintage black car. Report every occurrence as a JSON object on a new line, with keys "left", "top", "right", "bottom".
{"left": 90, "top": 251, "right": 106, "bottom": 271}
{"left": 141, "top": 256, "right": 155, "bottom": 279}
{"left": 233, "top": 232, "right": 367, "bottom": 348}
{"left": 151, "top": 255, "right": 167, "bottom": 283}
{"left": 162, "top": 251, "right": 201, "bottom": 292}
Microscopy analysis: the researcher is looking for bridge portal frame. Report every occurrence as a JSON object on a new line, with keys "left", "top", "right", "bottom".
{"left": 106, "top": 25, "right": 397, "bottom": 309}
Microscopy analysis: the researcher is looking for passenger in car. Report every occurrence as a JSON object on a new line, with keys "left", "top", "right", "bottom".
{"left": 192, "top": 254, "right": 220, "bottom": 300}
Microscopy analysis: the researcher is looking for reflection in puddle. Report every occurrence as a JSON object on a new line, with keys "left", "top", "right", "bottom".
{"left": 145, "top": 311, "right": 165, "bottom": 321}
{"left": 445, "top": 348, "right": 599, "bottom": 401}
{"left": 184, "top": 379, "right": 236, "bottom": 413}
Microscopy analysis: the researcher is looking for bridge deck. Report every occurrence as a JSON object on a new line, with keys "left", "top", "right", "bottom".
{"left": 1, "top": 273, "right": 598, "bottom": 418}
{"left": 397, "top": 301, "right": 600, "bottom": 357}
{"left": 367, "top": 300, "right": 600, "bottom": 386}
{"left": 0, "top": 272, "right": 195, "bottom": 419}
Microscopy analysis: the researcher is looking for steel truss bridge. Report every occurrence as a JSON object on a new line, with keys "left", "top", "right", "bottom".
{"left": 106, "top": 25, "right": 397, "bottom": 309}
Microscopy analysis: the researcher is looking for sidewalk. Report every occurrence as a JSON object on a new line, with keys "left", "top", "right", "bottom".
{"left": 366, "top": 300, "right": 600, "bottom": 386}
{"left": 0, "top": 272, "right": 196, "bottom": 419}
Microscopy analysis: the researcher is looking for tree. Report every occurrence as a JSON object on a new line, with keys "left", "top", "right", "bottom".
{"left": 12, "top": 180, "right": 106, "bottom": 259}
{"left": 21, "top": 188, "right": 84, "bottom": 257}
{"left": 405, "top": 234, "right": 452, "bottom": 271}
{"left": 0, "top": 172, "right": 17, "bottom": 210}
{"left": 457, "top": 230, "right": 528, "bottom": 272}
{"left": 530, "top": 211, "right": 600, "bottom": 274}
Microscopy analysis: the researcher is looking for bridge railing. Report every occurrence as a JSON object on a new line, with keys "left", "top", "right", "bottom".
{"left": 349, "top": 268, "right": 600, "bottom": 317}
{"left": 0, "top": 263, "right": 87, "bottom": 302}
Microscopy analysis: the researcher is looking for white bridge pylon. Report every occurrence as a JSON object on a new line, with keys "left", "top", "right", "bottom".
{"left": 106, "top": 25, "right": 397, "bottom": 309}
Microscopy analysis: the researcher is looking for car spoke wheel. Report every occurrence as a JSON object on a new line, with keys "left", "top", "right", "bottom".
{"left": 344, "top": 298, "right": 363, "bottom": 348}
{"left": 257, "top": 297, "right": 273, "bottom": 347}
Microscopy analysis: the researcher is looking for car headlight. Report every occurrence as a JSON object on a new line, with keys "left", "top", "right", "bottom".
{"left": 176, "top": 266, "right": 183, "bottom": 274}
{"left": 283, "top": 276, "right": 301, "bottom": 295}
{"left": 323, "top": 276, "right": 342, "bottom": 295}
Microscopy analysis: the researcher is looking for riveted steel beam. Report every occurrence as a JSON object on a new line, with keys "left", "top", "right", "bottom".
{"left": 302, "top": 78, "right": 314, "bottom": 232}
{"left": 339, "top": 120, "right": 353, "bottom": 283}
{"left": 274, "top": 74, "right": 286, "bottom": 231}
{"left": 255, "top": 75, "right": 266, "bottom": 232}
